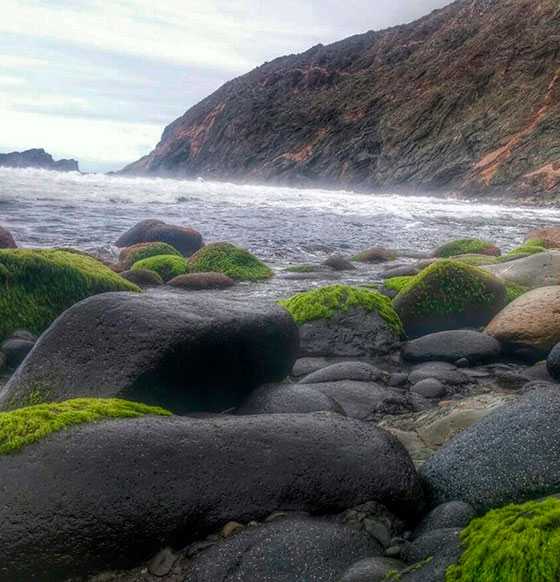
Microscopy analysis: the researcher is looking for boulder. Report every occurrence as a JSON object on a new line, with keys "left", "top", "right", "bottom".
{"left": 410, "top": 379, "right": 447, "bottom": 399}
{"left": 420, "top": 383, "right": 560, "bottom": 511}
{"left": 0, "top": 409, "right": 423, "bottom": 581}
{"left": 484, "top": 251, "right": 560, "bottom": 288}
{"left": 322, "top": 254, "right": 356, "bottom": 271}
{"left": 119, "top": 241, "right": 182, "bottom": 269}
{"left": 432, "top": 238, "right": 500, "bottom": 258}
{"left": 393, "top": 260, "right": 506, "bottom": 338}
{"left": 130, "top": 254, "right": 188, "bottom": 282}
{"left": 402, "top": 330, "right": 501, "bottom": 364}
{"left": 0, "top": 225, "right": 16, "bottom": 248}
{"left": 236, "top": 383, "right": 345, "bottom": 415}
{"left": 379, "top": 265, "right": 420, "bottom": 279}
{"left": 278, "top": 285, "right": 403, "bottom": 357}
{"left": 352, "top": 247, "right": 396, "bottom": 264}
{"left": 340, "top": 557, "right": 406, "bottom": 582}
{"left": 120, "top": 268, "right": 163, "bottom": 286}
{"left": 0, "top": 293, "right": 299, "bottom": 413}
{"left": 185, "top": 516, "right": 382, "bottom": 582}
{"left": 411, "top": 501, "right": 475, "bottom": 540}
{"left": 298, "top": 381, "right": 431, "bottom": 420}
{"left": 168, "top": 272, "right": 235, "bottom": 290}
{"left": 115, "top": 219, "right": 204, "bottom": 257}
{"left": 484, "top": 286, "right": 560, "bottom": 360}
{"left": 300, "top": 362, "right": 383, "bottom": 384}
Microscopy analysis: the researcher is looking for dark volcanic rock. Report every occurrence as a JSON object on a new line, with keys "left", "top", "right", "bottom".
{"left": 0, "top": 148, "right": 79, "bottom": 172}
{"left": 340, "top": 557, "right": 406, "bottom": 582}
{"left": 402, "top": 330, "right": 501, "bottom": 364}
{"left": 120, "top": 0, "right": 560, "bottom": 203}
{"left": 185, "top": 516, "right": 382, "bottom": 582}
{"left": 0, "top": 293, "right": 299, "bottom": 413}
{"left": 236, "top": 383, "right": 345, "bottom": 415}
{"left": 0, "top": 413, "right": 423, "bottom": 581}
{"left": 420, "top": 383, "right": 560, "bottom": 512}
{"left": 115, "top": 219, "right": 203, "bottom": 256}
{"left": 0, "top": 225, "right": 16, "bottom": 248}
{"left": 411, "top": 501, "right": 475, "bottom": 540}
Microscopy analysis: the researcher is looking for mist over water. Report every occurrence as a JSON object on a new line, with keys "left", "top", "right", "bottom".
{"left": 2, "top": 167, "right": 560, "bottom": 268}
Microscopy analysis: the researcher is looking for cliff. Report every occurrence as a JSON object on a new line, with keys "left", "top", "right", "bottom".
{"left": 0, "top": 149, "right": 80, "bottom": 173}
{"left": 122, "top": 0, "right": 560, "bottom": 203}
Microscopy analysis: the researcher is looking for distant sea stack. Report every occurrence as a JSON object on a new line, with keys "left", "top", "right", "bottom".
{"left": 0, "top": 149, "right": 79, "bottom": 172}
{"left": 121, "top": 0, "right": 560, "bottom": 203}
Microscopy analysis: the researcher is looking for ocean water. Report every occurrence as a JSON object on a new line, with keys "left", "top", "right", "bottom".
{"left": 2, "top": 166, "right": 560, "bottom": 298}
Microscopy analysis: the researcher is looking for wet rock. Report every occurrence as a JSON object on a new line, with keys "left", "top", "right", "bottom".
{"left": 340, "top": 557, "right": 406, "bottom": 582}
{"left": 236, "top": 383, "right": 345, "bottom": 415}
{"left": 485, "top": 286, "right": 560, "bottom": 360}
{"left": 408, "top": 362, "right": 469, "bottom": 386}
{"left": 0, "top": 413, "right": 423, "bottom": 581}
{"left": 300, "top": 361, "right": 382, "bottom": 384}
{"left": 411, "top": 501, "right": 475, "bottom": 539}
{"left": 0, "top": 225, "right": 17, "bottom": 248}
{"left": 322, "top": 254, "right": 356, "bottom": 271}
{"left": 184, "top": 516, "right": 381, "bottom": 582}
{"left": 291, "top": 358, "right": 329, "bottom": 377}
{"left": 168, "top": 272, "right": 235, "bottom": 290}
{"left": 402, "top": 330, "right": 501, "bottom": 364}
{"left": 484, "top": 251, "right": 560, "bottom": 288}
{"left": 0, "top": 293, "right": 299, "bottom": 414}
{"left": 410, "top": 379, "right": 446, "bottom": 399}
{"left": 120, "top": 268, "right": 164, "bottom": 286}
{"left": 420, "top": 383, "right": 560, "bottom": 511}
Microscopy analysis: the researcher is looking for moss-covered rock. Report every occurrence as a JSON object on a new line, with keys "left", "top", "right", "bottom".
{"left": 120, "top": 268, "right": 164, "bottom": 286}
{"left": 351, "top": 247, "right": 397, "bottom": 263}
{"left": 278, "top": 284, "right": 403, "bottom": 333}
{"left": 446, "top": 498, "right": 560, "bottom": 582}
{"left": 384, "top": 276, "right": 414, "bottom": 293}
{"left": 0, "top": 398, "right": 171, "bottom": 455}
{"left": 0, "top": 249, "right": 140, "bottom": 340}
{"left": 284, "top": 265, "right": 314, "bottom": 273}
{"left": 433, "top": 239, "right": 501, "bottom": 258}
{"left": 453, "top": 254, "right": 500, "bottom": 267}
{"left": 504, "top": 238, "right": 547, "bottom": 258}
{"left": 393, "top": 260, "right": 507, "bottom": 337}
{"left": 505, "top": 280, "right": 529, "bottom": 304}
{"left": 188, "top": 242, "right": 273, "bottom": 282}
{"left": 119, "top": 242, "right": 182, "bottom": 269}
{"left": 130, "top": 254, "right": 188, "bottom": 282}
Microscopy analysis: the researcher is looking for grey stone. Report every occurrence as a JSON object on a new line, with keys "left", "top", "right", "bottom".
{"left": 408, "top": 362, "right": 469, "bottom": 386}
{"left": 410, "top": 379, "right": 446, "bottom": 399}
{"left": 380, "top": 265, "right": 419, "bottom": 279}
{"left": 322, "top": 255, "right": 356, "bottom": 271}
{"left": 148, "top": 547, "right": 179, "bottom": 576}
{"left": 340, "top": 557, "right": 406, "bottom": 582}
{"left": 388, "top": 373, "right": 408, "bottom": 387}
{"left": 363, "top": 519, "right": 392, "bottom": 547}
{"left": 411, "top": 501, "right": 475, "bottom": 539}
{"left": 385, "top": 546, "right": 401, "bottom": 558}
{"left": 484, "top": 251, "right": 560, "bottom": 288}
{"left": 291, "top": 358, "right": 329, "bottom": 377}
{"left": 0, "top": 338, "right": 35, "bottom": 368}
{"left": 301, "top": 362, "right": 382, "bottom": 384}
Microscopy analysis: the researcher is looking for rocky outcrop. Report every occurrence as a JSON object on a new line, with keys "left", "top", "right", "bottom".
{"left": 121, "top": 0, "right": 560, "bottom": 204}
{"left": 0, "top": 148, "right": 79, "bottom": 172}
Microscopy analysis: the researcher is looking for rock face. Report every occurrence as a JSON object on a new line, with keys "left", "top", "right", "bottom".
{"left": 0, "top": 413, "right": 423, "bottom": 581}
{"left": 0, "top": 148, "right": 79, "bottom": 172}
{"left": 484, "top": 251, "right": 560, "bottom": 288}
{"left": 484, "top": 286, "right": 560, "bottom": 359}
{"left": 420, "top": 383, "right": 560, "bottom": 512}
{"left": 0, "top": 293, "right": 299, "bottom": 413}
{"left": 121, "top": 0, "right": 560, "bottom": 203}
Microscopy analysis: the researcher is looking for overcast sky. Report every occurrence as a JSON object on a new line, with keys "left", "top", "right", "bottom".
{"left": 0, "top": 0, "right": 452, "bottom": 172}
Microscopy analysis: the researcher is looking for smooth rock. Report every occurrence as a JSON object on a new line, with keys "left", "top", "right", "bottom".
{"left": 0, "top": 338, "right": 35, "bottom": 368}
{"left": 402, "top": 331, "right": 501, "bottom": 364}
{"left": 322, "top": 255, "right": 356, "bottom": 271}
{"left": 388, "top": 373, "right": 408, "bottom": 387}
{"left": 291, "top": 358, "right": 329, "bottom": 377}
{"left": 380, "top": 265, "right": 419, "bottom": 279}
{"left": 0, "top": 293, "right": 299, "bottom": 413}
{"left": 484, "top": 251, "right": 560, "bottom": 288}
{"left": 301, "top": 362, "right": 382, "bottom": 384}
{"left": 410, "top": 379, "right": 446, "bottom": 399}
{"left": 120, "top": 268, "right": 163, "bottom": 286}
{"left": 408, "top": 362, "right": 469, "bottom": 386}
{"left": 168, "top": 272, "right": 235, "bottom": 290}
{"left": 411, "top": 502, "right": 475, "bottom": 539}
{"left": 340, "top": 557, "right": 406, "bottom": 582}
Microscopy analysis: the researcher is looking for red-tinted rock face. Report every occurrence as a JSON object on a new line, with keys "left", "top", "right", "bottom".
{"left": 121, "top": 0, "right": 560, "bottom": 203}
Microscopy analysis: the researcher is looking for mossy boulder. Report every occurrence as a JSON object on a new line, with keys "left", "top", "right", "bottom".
{"left": 0, "top": 249, "right": 140, "bottom": 340}
{"left": 119, "top": 242, "right": 181, "bottom": 269}
{"left": 380, "top": 276, "right": 414, "bottom": 298}
{"left": 130, "top": 255, "right": 188, "bottom": 282}
{"left": 188, "top": 242, "right": 273, "bottom": 282}
{"left": 447, "top": 499, "right": 560, "bottom": 582}
{"left": 120, "top": 268, "right": 164, "bottom": 286}
{"left": 352, "top": 246, "right": 397, "bottom": 263}
{"left": 433, "top": 239, "right": 501, "bottom": 258}
{"left": 505, "top": 280, "right": 528, "bottom": 304}
{"left": 0, "top": 225, "right": 16, "bottom": 249}
{"left": 504, "top": 238, "right": 547, "bottom": 258}
{"left": 284, "top": 265, "right": 315, "bottom": 273}
{"left": 453, "top": 254, "right": 499, "bottom": 267}
{"left": 393, "top": 260, "right": 507, "bottom": 337}
{"left": 278, "top": 285, "right": 403, "bottom": 357}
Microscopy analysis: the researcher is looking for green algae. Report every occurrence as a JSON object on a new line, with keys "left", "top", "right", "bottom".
{"left": 284, "top": 265, "right": 314, "bottom": 273}
{"left": 446, "top": 498, "right": 560, "bottom": 582}
{"left": 188, "top": 242, "right": 273, "bottom": 282}
{"left": 383, "top": 276, "right": 414, "bottom": 293}
{"left": 130, "top": 255, "right": 188, "bottom": 282}
{"left": 0, "top": 398, "right": 172, "bottom": 455}
{"left": 0, "top": 249, "right": 140, "bottom": 340}
{"left": 433, "top": 238, "right": 500, "bottom": 258}
{"left": 278, "top": 284, "right": 403, "bottom": 333}
{"left": 120, "top": 242, "right": 182, "bottom": 269}
{"left": 505, "top": 281, "right": 529, "bottom": 304}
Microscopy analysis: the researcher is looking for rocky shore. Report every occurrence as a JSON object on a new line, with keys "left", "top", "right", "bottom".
{"left": 1, "top": 221, "right": 560, "bottom": 581}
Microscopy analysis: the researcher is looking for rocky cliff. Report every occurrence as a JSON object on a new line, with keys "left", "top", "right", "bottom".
{"left": 0, "top": 149, "right": 79, "bottom": 172}
{"left": 122, "top": 0, "right": 560, "bottom": 203}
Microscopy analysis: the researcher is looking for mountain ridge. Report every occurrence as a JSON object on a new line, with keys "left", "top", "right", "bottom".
{"left": 122, "top": 0, "right": 560, "bottom": 203}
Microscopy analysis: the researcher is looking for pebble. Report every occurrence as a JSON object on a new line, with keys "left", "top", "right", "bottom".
{"left": 385, "top": 546, "right": 401, "bottom": 558}
{"left": 148, "top": 547, "right": 178, "bottom": 577}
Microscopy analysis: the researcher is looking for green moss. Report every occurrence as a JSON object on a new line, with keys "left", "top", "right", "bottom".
{"left": 384, "top": 276, "right": 414, "bottom": 292}
{"left": 433, "top": 238, "right": 500, "bottom": 258}
{"left": 394, "top": 260, "right": 506, "bottom": 317}
{"left": 505, "top": 238, "right": 547, "bottom": 257}
{"left": 131, "top": 255, "right": 188, "bottom": 282}
{"left": 277, "top": 284, "right": 403, "bottom": 333}
{"left": 0, "top": 249, "right": 140, "bottom": 340}
{"left": 505, "top": 281, "right": 529, "bottom": 304}
{"left": 446, "top": 498, "right": 560, "bottom": 582}
{"left": 188, "top": 243, "right": 273, "bottom": 282}
{"left": 0, "top": 398, "right": 172, "bottom": 455}
{"left": 284, "top": 265, "right": 314, "bottom": 273}
{"left": 453, "top": 254, "right": 500, "bottom": 266}
{"left": 120, "top": 242, "right": 182, "bottom": 269}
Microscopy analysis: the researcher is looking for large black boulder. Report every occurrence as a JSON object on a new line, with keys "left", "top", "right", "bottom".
{"left": 0, "top": 293, "right": 299, "bottom": 413}
{"left": 420, "top": 383, "right": 560, "bottom": 512}
{"left": 184, "top": 516, "right": 381, "bottom": 582}
{"left": 402, "top": 330, "right": 501, "bottom": 364}
{"left": 0, "top": 413, "right": 423, "bottom": 581}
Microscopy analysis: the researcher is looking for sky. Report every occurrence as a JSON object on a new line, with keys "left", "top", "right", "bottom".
{"left": 0, "top": 0, "right": 452, "bottom": 172}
